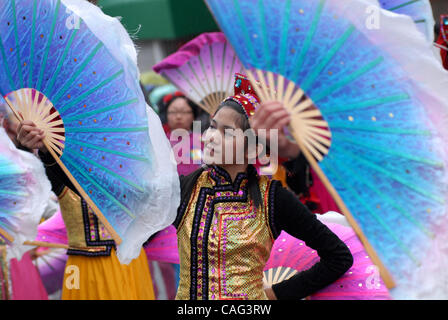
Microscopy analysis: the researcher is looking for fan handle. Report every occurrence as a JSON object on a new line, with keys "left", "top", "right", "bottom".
{"left": 0, "top": 228, "right": 14, "bottom": 243}
{"left": 23, "top": 240, "right": 68, "bottom": 249}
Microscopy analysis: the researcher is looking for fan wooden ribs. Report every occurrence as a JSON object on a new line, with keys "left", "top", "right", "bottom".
{"left": 4, "top": 88, "right": 65, "bottom": 157}
{"left": 155, "top": 34, "right": 245, "bottom": 115}
{"left": 245, "top": 69, "right": 332, "bottom": 162}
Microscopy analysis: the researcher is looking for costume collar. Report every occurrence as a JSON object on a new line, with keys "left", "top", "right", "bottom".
{"left": 209, "top": 165, "right": 248, "bottom": 189}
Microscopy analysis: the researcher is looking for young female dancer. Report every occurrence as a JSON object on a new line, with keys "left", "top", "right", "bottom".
{"left": 175, "top": 74, "right": 353, "bottom": 300}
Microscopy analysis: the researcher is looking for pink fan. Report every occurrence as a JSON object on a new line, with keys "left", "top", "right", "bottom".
{"left": 153, "top": 32, "right": 244, "bottom": 114}
{"left": 33, "top": 248, "right": 68, "bottom": 297}
{"left": 35, "top": 211, "right": 68, "bottom": 246}
{"left": 30, "top": 211, "right": 68, "bottom": 296}
{"left": 264, "top": 223, "right": 391, "bottom": 300}
{"left": 144, "top": 225, "right": 179, "bottom": 264}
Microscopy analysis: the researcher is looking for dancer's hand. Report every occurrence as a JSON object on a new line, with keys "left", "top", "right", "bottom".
{"left": 16, "top": 120, "right": 47, "bottom": 152}
{"left": 250, "top": 101, "right": 300, "bottom": 159}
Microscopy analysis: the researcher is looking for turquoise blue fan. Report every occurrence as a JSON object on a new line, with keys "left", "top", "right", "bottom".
{"left": 0, "top": 127, "right": 52, "bottom": 259}
{"left": 0, "top": 154, "right": 29, "bottom": 243}
{"left": 380, "top": 0, "right": 435, "bottom": 41}
{"left": 205, "top": 0, "right": 448, "bottom": 294}
{"left": 0, "top": 0, "right": 156, "bottom": 254}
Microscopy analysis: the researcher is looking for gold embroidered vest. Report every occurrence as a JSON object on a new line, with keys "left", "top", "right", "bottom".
{"left": 176, "top": 166, "right": 275, "bottom": 300}
{"left": 58, "top": 187, "right": 114, "bottom": 256}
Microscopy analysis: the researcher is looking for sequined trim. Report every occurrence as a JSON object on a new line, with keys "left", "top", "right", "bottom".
{"left": 188, "top": 167, "right": 250, "bottom": 300}
{"left": 66, "top": 198, "right": 115, "bottom": 257}
{"left": 190, "top": 182, "right": 249, "bottom": 299}
{"left": 267, "top": 180, "right": 280, "bottom": 239}
{"left": 175, "top": 198, "right": 189, "bottom": 229}
{"left": 220, "top": 213, "right": 255, "bottom": 300}
{"left": 209, "top": 165, "right": 248, "bottom": 188}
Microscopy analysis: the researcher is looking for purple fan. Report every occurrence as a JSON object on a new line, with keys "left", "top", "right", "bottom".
{"left": 144, "top": 225, "right": 179, "bottom": 264}
{"left": 35, "top": 210, "right": 68, "bottom": 246}
{"left": 264, "top": 223, "right": 391, "bottom": 300}
{"left": 153, "top": 32, "right": 244, "bottom": 114}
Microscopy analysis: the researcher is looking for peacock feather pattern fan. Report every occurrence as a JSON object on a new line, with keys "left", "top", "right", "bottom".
{"left": 205, "top": 0, "right": 448, "bottom": 298}
{"left": 0, "top": 128, "right": 52, "bottom": 260}
{"left": 0, "top": 0, "right": 178, "bottom": 263}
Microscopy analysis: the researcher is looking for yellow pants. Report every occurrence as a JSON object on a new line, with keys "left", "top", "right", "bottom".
{"left": 62, "top": 248, "right": 154, "bottom": 300}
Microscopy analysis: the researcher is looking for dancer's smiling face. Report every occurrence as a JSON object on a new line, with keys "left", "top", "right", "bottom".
{"left": 203, "top": 101, "right": 261, "bottom": 166}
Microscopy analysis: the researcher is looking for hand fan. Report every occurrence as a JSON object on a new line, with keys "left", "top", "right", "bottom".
{"left": 32, "top": 211, "right": 69, "bottom": 296}
{"left": 153, "top": 32, "right": 245, "bottom": 114}
{"left": 35, "top": 210, "right": 68, "bottom": 246}
{"left": 379, "top": 0, "right": 435, "bottom": 42}
{"left": 205, "top": 0, "right": 448, "bottom": 293}
{"left": 144, "top": 225, "right": 179, "bottom": 264}
{"left": 0, "top": 0, "right": 178, "bottom": 263}
{"left": 33, "top": 247, "right": 68, "bottom": 297}
{"left": 0, "top": 128, "right": 52, "bottom": 260}
{"left": 264, "top": 223, "right": 391, "bottom": 300}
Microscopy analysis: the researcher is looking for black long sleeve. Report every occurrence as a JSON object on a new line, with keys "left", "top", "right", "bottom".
{"left": 270, "top": 181, "right": 353, "bottom": 300}
{"left": 282, "top": 153, "right": 312, "bottom": 196}
{"left": 38, "top": 150, "right": 77, "bottom": 197}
